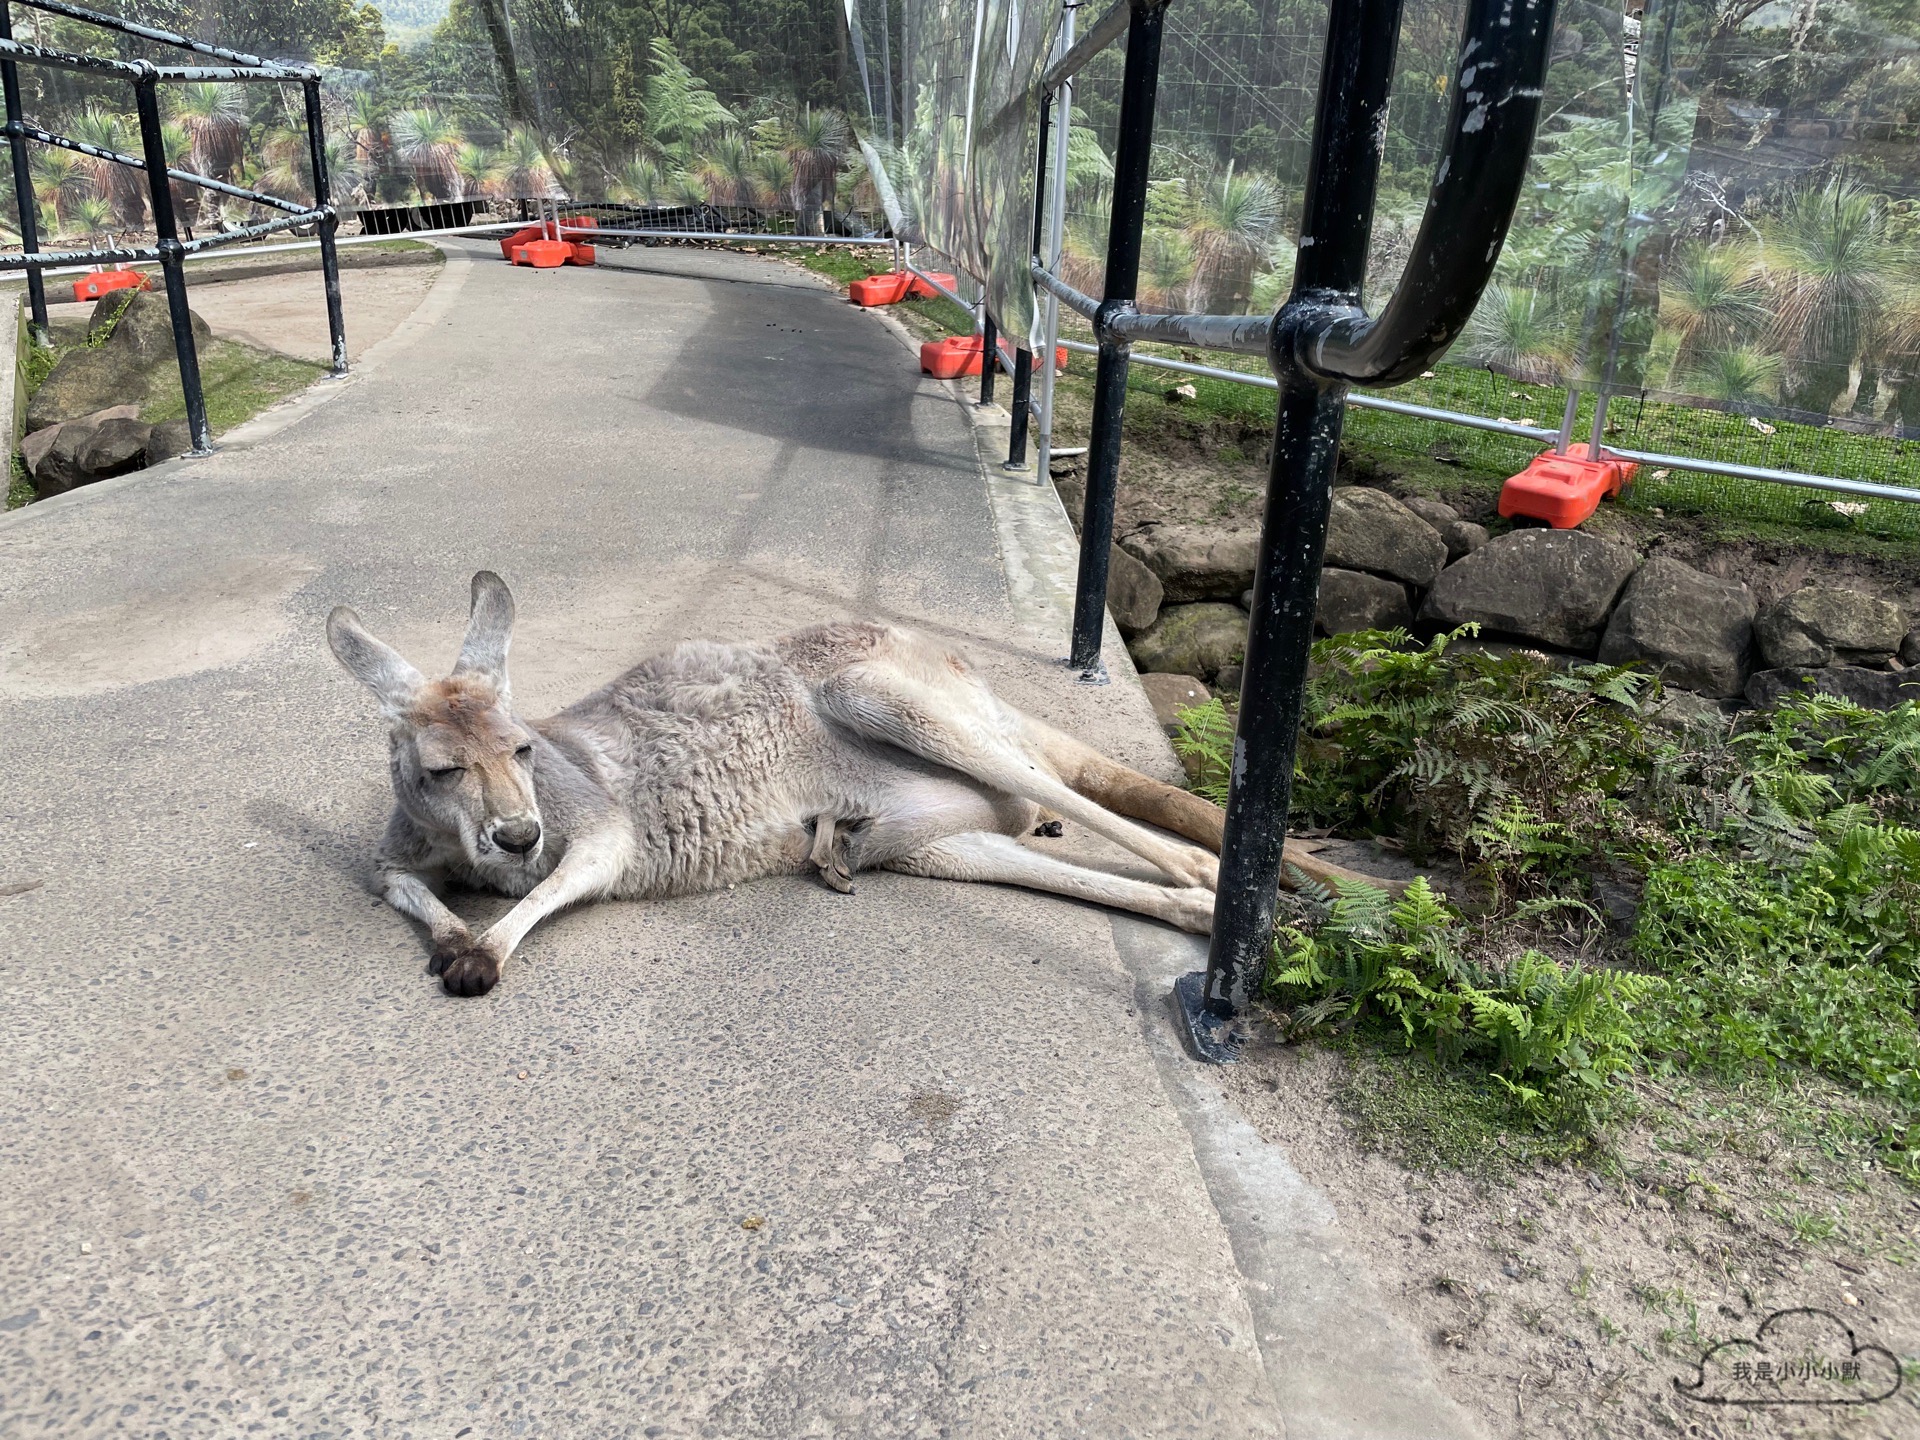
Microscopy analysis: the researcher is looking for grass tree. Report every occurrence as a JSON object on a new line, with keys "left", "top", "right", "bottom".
{"left": 391, "top": 107, "right": 465, "bottom": 200}
{"left": 453, "top": 142, "right": 498, "bottom": 200}
{"left": 494, "top": 127, "right": 554, "bottom": 200}
{"left": 1182, "top": 168, "right": 1280, "bottom": 315}
{"left": 753, "top": 149, "right": 795, "bottom": 211}
{"left": 694, "top": 131, "right": 756, "bottom": 208}
{"left": 1683, "top": 346, "right": 1782, "bottom": 407}
{"left": 783, "top": 105, "right": 848, "bottom": 235}
{"left": 29, "top": 147, "right": 87, "bottom": 230}
{"left": 609, "top": 156, "right": 664, "bottom": 205}
{"left": 1659, "top": 240, "right": 1768, "bottom": 381}
{"left": 1139, "top": 226, "right": 1193, "bottom": 311}
{"left": 1460, "top": 284, "right": 1567, "bottom": 385}
{"left": 171, "top": 82, "right": 248, "bottom": 183}
{"left": 67, "top": 108, "right": 147, "bottom": 229}
{"left": 63, "top": 193, "right": 113, "bottom": 250}
{"left": 347, "top": 91, "right": 387, "bottom": 196}
{"left": 1762, "top": 178, "right": 1894, "bottom": 418}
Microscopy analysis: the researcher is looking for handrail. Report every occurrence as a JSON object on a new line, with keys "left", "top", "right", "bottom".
{"left": 12, "top": 0, "right": 317, "bottom": 77}
{"left": 1040, "top": 0, "right": 1129, "bottom": 94}
{"left": 5, "top": 120, "right": 312, "bottom": 213}
{"left": 1029, "top": 259, "right": 1098, "bottom": 322}
{"left": 1280, "top": 0, "right": 1556, "bottom": 387}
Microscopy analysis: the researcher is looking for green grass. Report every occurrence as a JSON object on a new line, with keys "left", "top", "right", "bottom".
{"left": 8, "top": 453, "right": 33, "bottom": 510}
{"left": 138, "top": 339, "right": 325, "bottom": 436}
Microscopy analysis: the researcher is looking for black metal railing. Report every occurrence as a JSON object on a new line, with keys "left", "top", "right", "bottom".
{"left": 0, "top": 0, "right": 346, "bottom": 455}
{"left": 1008, "top": 0, "right": 1558, "bottom": 1058}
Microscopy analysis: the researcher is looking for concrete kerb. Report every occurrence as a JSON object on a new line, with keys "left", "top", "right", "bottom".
{"left": 917, "top": 309, "right": 1488, "bottom": 1440}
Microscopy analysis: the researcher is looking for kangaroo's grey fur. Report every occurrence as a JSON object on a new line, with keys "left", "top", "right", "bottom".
{"left": 329, "top": 571, "right": 1233, "bottom": 997}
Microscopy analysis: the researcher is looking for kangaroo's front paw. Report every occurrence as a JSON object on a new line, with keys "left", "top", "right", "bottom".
{"left": 439, "top": 943, "right": 503, "bottom": 997}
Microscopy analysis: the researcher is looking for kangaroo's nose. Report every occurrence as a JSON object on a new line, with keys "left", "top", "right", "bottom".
{"left": 493, "top": 819, "right": 541, "bottom": 855}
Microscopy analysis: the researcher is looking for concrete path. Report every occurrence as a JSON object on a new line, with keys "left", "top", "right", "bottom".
{"left": 0, "top": 243, "right": 1472, "bottom": 1438}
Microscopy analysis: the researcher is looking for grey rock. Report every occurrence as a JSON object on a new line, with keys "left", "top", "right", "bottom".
{"left": 26, "top": 343, "right": 154, "bottom": 432}
{"left": 1323, "top": 487, "right": 1449, "bottom": 585}
{"left": 1420, "top": 530, "right": 1640, "bottom": 653}
{"left": 19, "top": 421, "right": 63, "bottom": 478}
{"left": 1240, "top": 588, "right": 1254, "bottom": 610}
{"left": 1126, "top": 602, "right": 1248, "bottom": 683}
{"left": 1054, "top": 476, "right": 1085, "bottom": 531}
{"left": 1121, "top": 525, "right": 1260, "bottom": 603}
{"left": 91, "top": 286, "right": 211, "bottom": 365}
{"left": 76, "top": 417, "right": 153, "bottom": 479}
{"left": 29, "top": 405, "right": 143, "bottom": 497}
{"left": 1904, "top": 626, "right": 1920, "bottom": 668}
{"left": 1106, "top": 543, "right": 1163, "bottom": 634}
{"left": 1137, "top": 672, "right": 1212, "bottom": 736}
{"left": 1315, "top": 567, "right": 1413, "bottom": 636}
{"left": 1646, "top": 688, "right": 1730, "bottom": 736}
{"left": 144, "top": 417, "right": 195, "bottom": 465}
{"left": 1440, "top": 519, "right": 1488, "bottom": 561}
{"left": 26, "top": 291, "right": 212, "bottom": 432}
{"left": 1597, "top": 556, "right": 1755, "bottom": 698}
{"left": 1446, "top": 637, "right": 1580, "bottom": 670}
{"left": 1746, "top": 665, "right": 1920, "bottom": 711}
{"left": 1214, "top": 664, "right": 1243, "bottom": 695}
{"left": 1755, "top": 586, "right": 1908, "bottom": 669}
{"left": 1400, "top": 496, "right": 1460, "bottom": 530}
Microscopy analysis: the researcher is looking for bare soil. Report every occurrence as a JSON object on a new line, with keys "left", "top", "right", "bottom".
{"left": 1222, "top": 1039, "right": 1920, "bottom": 1439}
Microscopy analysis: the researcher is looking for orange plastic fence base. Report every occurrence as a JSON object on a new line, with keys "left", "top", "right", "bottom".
{"left": 909, "top": 271, "right": 957, "bottom": 299}
{"left": 850, "top": 271, "right": 912, "bottom": 307}
{"left": 503, "top": 216, "right": 598, "bottom": 266}
{"left": 72, "top": 269, "right": 150, "bottom": 303}
{"left": 1497, "top": 443, "right": 1640, "bottom": 529}
{"left": 513, "top": 238, "right": 571, "bottom": 268}
{"left": 920, "top": 333, "right": 983, "bottom": 378}
{"left": 918, "top": 335, "right": 1072, "bottom": 380}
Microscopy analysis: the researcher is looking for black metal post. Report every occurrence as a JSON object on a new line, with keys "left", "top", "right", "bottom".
{"left": 1176, "top": 0, "right": 1557, "bottom": 1061}
{"left": 0, "top": 5, "right": 49, "bottom": 340}
{"left": 134, "top": 74, "right": 211, "bottom": 454}
{"left": 1007, "top": 346, "right": 1032, "bottom": 468}
{"left": 303, "top": 78, "right": 347, "bottom": 374}
{"left": 978, "top": 312, "right": 997, "bottom": 405}
{"left": 1066, "top": 0, "right": 1167, "bottom": 678}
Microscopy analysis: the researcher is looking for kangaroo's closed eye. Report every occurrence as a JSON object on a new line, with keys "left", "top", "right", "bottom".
{"left": 515, "top": 744, "right": 533, "bottom": 759}
{"left": 427, "top": 765, "right": 465, "bottom": 780}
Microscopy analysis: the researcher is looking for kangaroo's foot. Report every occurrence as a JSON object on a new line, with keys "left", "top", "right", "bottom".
{"left": 435, "top": 938, "right": 505, "bottom": 997}
{"left": 810, "top": 816, "right": 858, "bottom": 894}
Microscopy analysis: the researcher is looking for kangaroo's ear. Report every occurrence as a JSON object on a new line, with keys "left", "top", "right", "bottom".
{"left": 327, "top": 606, "right": 425, "bottom": 721}
{"left": 453, "top": 570, "right": 514, "bottom": 703}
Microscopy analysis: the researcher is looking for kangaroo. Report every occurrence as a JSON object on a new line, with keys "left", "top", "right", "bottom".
{"left": 328, "top": 572, "right": 1243, "bottom": 997}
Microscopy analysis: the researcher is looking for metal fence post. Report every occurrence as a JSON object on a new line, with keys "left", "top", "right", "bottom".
{"left": 133, "top": 73, "right": 211, "bottom": 454}
{"left": 1067, "top": 0, "right": 1168, "bottom": 679}
{"left": 302, "top": 77, "right": 347, "bottom": 374}
{"left": 1175, "top": 0, "right": 1556, "bottom": 1060}
{"left": 979, "top": 312, "right": 997, "bottom": 405}
{"left": 1007, "top": 347, "right": 1032, "bottom": 468}
{"left": 0, "top": 4, "right": 48, "bottom": 341}
{"left": 1034, "top": 7, "right": 1075, "bottom": 485}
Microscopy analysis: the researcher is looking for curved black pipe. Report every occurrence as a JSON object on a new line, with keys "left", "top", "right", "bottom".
{"left": 1280, "top": 0, "right": 1558, "bottom": 388}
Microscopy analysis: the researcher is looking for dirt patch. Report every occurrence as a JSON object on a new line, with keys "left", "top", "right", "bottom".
{"left": 1221, "top": 1040, "right": 1920, "bottom": 1439}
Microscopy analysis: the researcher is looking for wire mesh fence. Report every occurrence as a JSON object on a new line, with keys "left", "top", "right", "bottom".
{"left": 3, "top": 1, "right": 1916, "bottom": 529}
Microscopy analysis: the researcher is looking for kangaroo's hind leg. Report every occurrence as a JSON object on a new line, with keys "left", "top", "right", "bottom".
{"left": 886, "top": 832, "right": 1214, "bottom": 934}
{"left": 814, "top": 659, "right": 1219, "bottom": 890}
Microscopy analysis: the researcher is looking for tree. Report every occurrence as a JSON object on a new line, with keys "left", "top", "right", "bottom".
{"left": 66, "top": 109, "right": 147, "bottom": 230}
{"left": 170, "top": 84, "right": 248, "bottom": 184}
{"left": 1660, "top": 241, "right": 1768, "bottom": 381}
{"left": 1183, "top": 168, "right": 1280, "bottom": 315}
{"left": 391, "top": 107, "right": 466, "bottom": 200}
{"left": 645, "top": 37, "right": 737, "bottom": 166}
{"left": 783, "top": 104, "right": 847, "bottom": 235}
{"left": 694, "top": 131, "right": 756, "bottom": 207}
{"left": 1762, "top": 179, "right": 1896, "bottom": 417}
